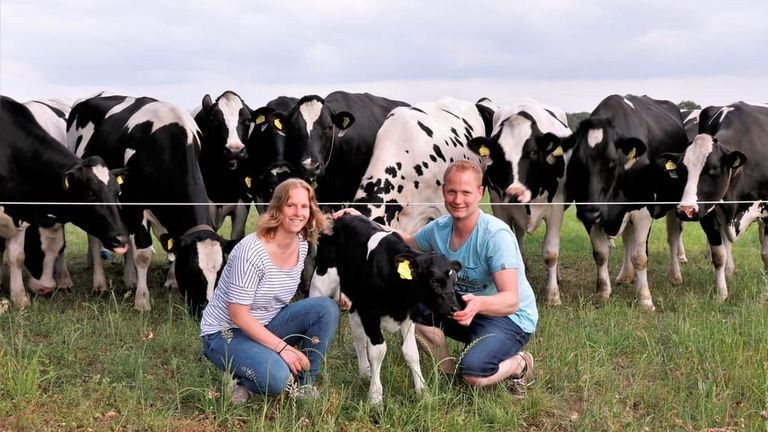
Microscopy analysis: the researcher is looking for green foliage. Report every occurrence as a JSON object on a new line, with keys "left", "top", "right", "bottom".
{"left": 566, "top": 112, "right": 590, "bottom": 130}
{"left": 678, "top": 100, "right": 702, "bottom": 110}
{"left": 1, "top": 208, "right": 768, "bottom": 430}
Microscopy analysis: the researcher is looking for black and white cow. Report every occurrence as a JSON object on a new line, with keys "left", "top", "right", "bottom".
{"left": 67, "top": 94, "right": 224, "bottom": 312}
{"left": 0, "top": 95, "right": 128, "bottom": 309}
{"left": 466, "top": 101, "right": 573, "bottom": 306}
{"left": 352, "top": 97, "right": 493, "bottom": 233}
{"left": 192, "top": 91, "right": 252, "bottom": 242}
{"left": 666, "top": 102, "right": 768, "bottom": 301}
{"left": 681, "top": 109, "right": 703, "bottom": 143}
{"left": 309, "top": 214, "right": 461, "bottom": 406}
{"left": 245, "top": 96, "right": 299, "bottom": 207}
{"left": 284, "top": 91, "right": 409, "bottom": 208}
{"left": 557, "top": 95, "right": 689, "bottom": 311}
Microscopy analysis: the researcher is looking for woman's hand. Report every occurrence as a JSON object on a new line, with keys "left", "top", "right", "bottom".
{"left": 279, "top": 344, "right": 311, "bottom": 375}
{"left": 332, "top": 207, "right": 361, "bottom": 219}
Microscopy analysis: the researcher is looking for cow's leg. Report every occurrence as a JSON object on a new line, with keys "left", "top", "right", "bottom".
{"left": 701, "top": 216, "right": 728, "bottom": 301}
{"left": 589, "top": 224, "right": 612, "bottom": 302}
{"left": 665, "top": 210, "right": 683, "bottom": 284}
{"left": 360, "top": 313, "right": 386, "bottom": 406}
{"left": 229, "top": 200, "right": 250, "bottom": 242}
{"left": 55, "top": 253, "right": 73, "bottom": 290}
{"left": 164, "top": 252, "right": 177, "bottom": 289}
{"left": 348, "top": 311, "right": 371, "bottom": 379}
{"left": 131, "top": 234, "right": 154, "bottom": 312}
{"left": 7, "top": 224, "right": 30, "bottom": 309}
{"left": 724, "top": 237, "right": 735, "bottom": 277}
{"left": 542, "top": 205, "right": 564, "bottom": 306}
{"left": 28, "top": 225, "right": 63, "bottom": 295}
{"left": 399, "top": 318, "right": 426, "bottom": 394}
{"left": 88, "top": 235, "right": 108, "bottom": 293}
{"left": 616, "top": 223, "right": 636, "bottom": 285}
{"left": 629, "top": 210, "right": 654, "bottom": 311}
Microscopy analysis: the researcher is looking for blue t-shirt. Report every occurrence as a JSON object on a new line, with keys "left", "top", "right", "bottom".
{"left": 414, "top": 211, "right": 538, "bottom": 333}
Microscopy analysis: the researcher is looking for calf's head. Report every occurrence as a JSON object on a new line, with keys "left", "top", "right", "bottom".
{"left": 395, "top": 252, "right": 462, "bottom": 317}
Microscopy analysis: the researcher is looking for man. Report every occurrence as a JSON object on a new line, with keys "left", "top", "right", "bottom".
{"left": 338, "top": 160, "right": 538, "bottom": 392}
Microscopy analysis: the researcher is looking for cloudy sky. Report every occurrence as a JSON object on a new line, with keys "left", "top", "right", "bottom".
{"left": 2, "top": 0, "right": 766, "bottom": 113}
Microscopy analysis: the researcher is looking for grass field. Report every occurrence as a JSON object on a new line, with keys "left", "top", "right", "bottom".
{"left": 1, "top": 204, "right": 768, "bottom": 431}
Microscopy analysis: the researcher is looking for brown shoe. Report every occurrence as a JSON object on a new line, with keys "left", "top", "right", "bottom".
{"left": 509, "top": 351, "right": 535, "bottom": 396}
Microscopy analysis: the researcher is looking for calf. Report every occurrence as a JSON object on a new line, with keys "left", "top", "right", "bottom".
{"left": 666, "top": 102, "right": 768, "bottom": 300}
{"left": 67, "top": 93, "right": 224, "bottom": 312}
{"left": 558, "top": 95, "right": 689, "bottom": 310}
{"left": 466, "top": 100, "right": 572, "bottom": 306}
{"left": 0, "top": 96, "right": 128, "bottom": 309}
{"left": 352, "top": 97, "right": 493, "bottom": 234}
{"left": 309, "top": 214, "right": 461, "bottom": 406}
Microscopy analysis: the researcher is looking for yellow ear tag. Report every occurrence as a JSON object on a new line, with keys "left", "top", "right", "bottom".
{"left": 479, "top": 145, "right": 491, "bottom": 157}
{"left": 732, "top": 158, "right": 741, "bottom": 168}
{"left": 551, "top": 145, "right": 564, "bottom": 157}
{"left": 255, "top": 115, "right": 266, "bottom": 125}
{"left": 116, "top": 175, "right": 124, "bottom": 185}
{"left": 273, "top": 118, "right": 283, "bottom": 130}
{"left": 665, "top": 160, "right": 677, "bottom": 171}
{"left": 342, "top": 116, "right": 350, "bottom": 129}
{"left": 627, "top": 147, "right": 636, "bottom": 159}
{"left": 63, "top": 177, "right": 70, "bottom": 190}
{"left": 244, "top": 176, "right": 252, "bottom": 188}
{"left": 167, "top": 238, "right": 174, "bottom": 250}
{"left": 397, "top": 260, "right": 413, "bottom": 280}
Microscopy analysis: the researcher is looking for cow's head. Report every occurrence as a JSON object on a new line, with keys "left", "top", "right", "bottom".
{"left": 174, "top": 229, "right": 225, "bottom": 317}
{"left": 197, "top": 91, "right": 251, "bottom": 169}
{"left": 395, "top": 252, "right": 462, "bottom": 317}
{"left": 246, "top": 106, "right": 295, "bottom": 202}
{"left": 564, "top": 117, "right": 647, "bottom": 227}
{"left": 285, "top": 95, "right": 354, "bottom": 180}
{"left": 468, "top": 112, "right": 568, "bottom": 204}
{"left": 668, "top": 133, "right": 746, "bottom": 221}
{"left": 60, "top": 156, "right": 128, "bottom": 254}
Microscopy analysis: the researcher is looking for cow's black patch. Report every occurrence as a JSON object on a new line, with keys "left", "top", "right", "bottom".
{"left": 410, "top": 107, "right": 427, "bottom": 115}
{"left": 422, "top": 161, "right": 429, "bottom": 169}
{"left": 435, "top": 179, "right": 441, "bottom": 186}
{"left": 413, "top": 180, "right": 420, "bottom": 189}
{"left": 396, "top": 162, "right": 402, "bottom": 170}
{"left": 462, "top": 118, "right": 474, "bottom": 132}
{"left": 432, "top": 144, "right": 446, "bottom": 162}
{"left": 450, "top": 127, "right": 459, "bottom": 138}
{"left": 385, "top": 165, "right": 398, "bottom": 178}
{"left": 442, "top": 109, "right": 460, "bottom": 120}
{"left": 417, "top": 121, "right": 434, "bottom": 138}
{"left": 397, "top": 184, "right": 404, "bottom": 194}
{"left": 413, "top": 164, "right": 424, "bottom": 176}
{"left": 430, "top": 154, "right": 437, "bottom": 163}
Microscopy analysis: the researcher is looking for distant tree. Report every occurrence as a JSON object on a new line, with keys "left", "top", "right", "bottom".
{"left": 677, "top": 100, "right": 701, "bottom": 110}
{"left": 566, "top": 112, "right": 590, "bottom": 130}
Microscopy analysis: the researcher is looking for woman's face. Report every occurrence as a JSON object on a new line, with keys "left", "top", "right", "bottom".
{"left": 280, "top": 187, "right": 311, "bottom": 234}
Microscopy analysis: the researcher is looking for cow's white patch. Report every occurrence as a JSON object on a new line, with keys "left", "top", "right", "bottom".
{"left": 587, "top": 128, "right": 604, "bottom": 147}
{"left": 270, "top": 165, "right": 290, "bottom": 176}
{"left": 217, "top": 93, "right": 246, "bottom": 152}
{"left": 683, "top": 109, "right": 701, "bottom": 124}
{"left": 366, "top": 231, "right": 392, "bottom": 259}
{"left": 71, "top": 122, "right": 96, "bottom": 157}
{"left": 299, "top": 100, "right": 323, "bottom": 137}
{"left": 622, "top": 97, "right": 635, "bottom": 109}
{"left": 126, "top": 101, "right": 202, "bottom": 145}
{"left": 124, "top": 148, "right": 136, "bottom": 164}
{"left": 90, "top": 165, "right": 110, "bottom": 185}
{"left": 196, "top": 239, "right": 223, "bottom": 301}
{"left": 710, "top": 106, "right": 735, "bottom": 124}
{"left": 24, "top": 101, "right": 68, "bottom": 144}
{"left": 309, "top": 267, "right": 340, "bottom": 299}
{"left": 105, "top": 97, "right": 136, "bottom": 118}
{"left": 734, "top": 201, "right": 766, "bottom": 240}
{"left": 380, "top": 316, "right": 401, "bottom": 333}
{"left": 679, "top": 134, "right": 714, "bottom": 208}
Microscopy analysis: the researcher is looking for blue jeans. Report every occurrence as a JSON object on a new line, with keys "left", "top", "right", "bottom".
{"left": 201, "top": 296, "right": 340, "bottom": 395}
{"left": 413, "top": 303, "right": 531, "bottom": 378}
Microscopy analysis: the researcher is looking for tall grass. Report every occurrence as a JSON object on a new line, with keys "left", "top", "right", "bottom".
{"left": 1, "top": 206, "right": 767, "bottom": 431}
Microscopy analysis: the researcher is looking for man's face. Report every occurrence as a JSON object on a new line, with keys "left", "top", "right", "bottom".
{"left": 442, "top": 169, "right": 484, "bottom": 221}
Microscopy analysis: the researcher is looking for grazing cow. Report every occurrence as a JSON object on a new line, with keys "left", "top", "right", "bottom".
{"left": 284, "top": 91, "right": 409, "bottom": 208}
{"left": 245, "top": 96, "right": 299, "bottom": 207}
{"left": 192, "top": 91, "right": 252, "bottom": 242}
{"left": 309, "top": 214, "right": 461, "bottom": 406}
{"left": 352, "top": 97, "right": 494, "bottom": 234}
{"left": 0, "top": 95, "right": 128, "bottom": 309}
{"left": 666, "top": 102, "right": 768, "bottom": 300}
{"left": 67, "top": 94, "right": 224, "bottom": 312}
{"left": 557, "top": 95, "right": 689, "bottom": 310}
{"left": 466, "top": 100, "right": 573, "bottom": 306}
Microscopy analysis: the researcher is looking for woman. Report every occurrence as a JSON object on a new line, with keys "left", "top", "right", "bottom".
{"left": 200, "top": 178, "right": 339, "bottom": 402}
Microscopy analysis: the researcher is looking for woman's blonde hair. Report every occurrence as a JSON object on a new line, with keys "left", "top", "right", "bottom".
{"left": 256, "top": 178, "right": 326, "bottom": 245}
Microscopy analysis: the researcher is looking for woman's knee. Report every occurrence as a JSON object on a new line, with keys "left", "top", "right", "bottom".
{"left": 315, "top": 296, "right": 340, "bottom": 320}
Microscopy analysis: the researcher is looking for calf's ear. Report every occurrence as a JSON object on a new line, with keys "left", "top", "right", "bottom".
{"left": 62, "top": 166, "right": 83, "bottom": 190}
{"left": 467, "top": 137, "right": 498, "bottom": 164}
{"left": 724, "top": 151, "right": 747, "bottom": 170}
{"left": 450, "top": 260, "right": 462, "bottom": 273}
{"left": 332, "top": 111, "right": 355, "bottom": 137}
{"left": 616, "top": 137, "right": 647, "bottom": 160}
{"left": 201, "top": 94, "right": 213, "bottom": 113}
{"left": 655, "top": 152, "right": 683, "bottom": 179}
{"left": 394, "top": 253, "right": 417, "bottom": 280}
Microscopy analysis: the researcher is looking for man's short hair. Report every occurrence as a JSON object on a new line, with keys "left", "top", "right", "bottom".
{"left": 443, "top": 159, "right": 483, "bottom": 187}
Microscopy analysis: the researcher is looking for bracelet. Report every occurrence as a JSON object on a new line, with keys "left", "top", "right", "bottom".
{"left": 277, "top": 342, "right": 288, "bottom": 354}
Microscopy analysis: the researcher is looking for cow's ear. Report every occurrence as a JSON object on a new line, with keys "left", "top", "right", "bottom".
{"left": 332, "top": 111, "right": 355, "bottom": 131}
{"left": 159, "top": 234, "right": 176, "bottom": 253}
{"left": 616, "top": 137, "right": 647, "bottom": 160}
{"left": 467, "top": 137, "right": 498, "bottom": 159}
{"left": 110, "top": 167, "right": 128, "bottom": 186}
{"left": 394, "top": 253, "right": 417, "bottom": 280}
{"left": 201, "top": 94, "right": 213, "bottom": 113}
{"left": 62, "top": 167, "right": 82, "bottom": 190}
{"left": 271, "top": 112, "right": 286, "bottom": 134}
{"left": 252, "top": 107, "right": 275, "bottom": 130}
{"left": 655, "top": 152, "right": 683, "bottom": 179}
{"left": 724, "top": 151, "right": 747, "bottom": 170}
{"left": 450, "top": 260, "right": 462, "bottom": 273}
{"left": 536, "top": 133, "right": 565, "bottom": 157}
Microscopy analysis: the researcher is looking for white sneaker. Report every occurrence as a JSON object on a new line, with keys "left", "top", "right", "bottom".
{"left": 228, "top": 383, "right": 250, "bottom": 404}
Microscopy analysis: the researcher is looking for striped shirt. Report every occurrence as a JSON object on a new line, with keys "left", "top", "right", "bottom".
{"left": 200, "top": 232, "right": 308, "bottom": 336}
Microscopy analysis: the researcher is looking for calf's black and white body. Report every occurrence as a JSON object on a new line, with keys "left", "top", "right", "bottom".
{"left": 309, "top": 214, "right": 461, "bottom": 405}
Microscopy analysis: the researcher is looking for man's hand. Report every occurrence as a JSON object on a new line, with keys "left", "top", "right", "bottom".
{"left": 332, "top": 208, "right": 362, "bottom": 219}
{"left": 452, "top": 294, "right": 482, "bottom": 326}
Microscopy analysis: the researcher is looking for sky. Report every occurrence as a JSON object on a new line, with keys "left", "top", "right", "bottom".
{"left": 1, "top": 0, "right": 766, "bottom": 113}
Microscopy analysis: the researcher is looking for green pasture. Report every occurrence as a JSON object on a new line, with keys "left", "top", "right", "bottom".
{"left": 1, "top": 204, "right": 767, "bottom": 431}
